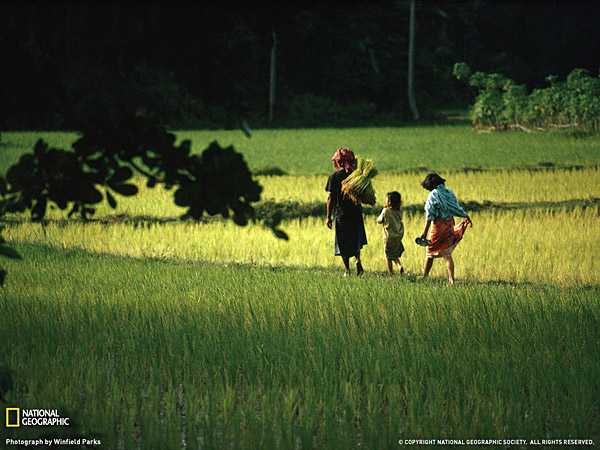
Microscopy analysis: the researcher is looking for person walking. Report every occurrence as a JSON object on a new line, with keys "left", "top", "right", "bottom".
{"left": 376, "top": 191, "right": 405, "bottom": 276}
{"left": 419, "top": 172, "right": 472, "bottom": 285}
{"left": 325, "top": 147, "right": 368, "bottom": 276}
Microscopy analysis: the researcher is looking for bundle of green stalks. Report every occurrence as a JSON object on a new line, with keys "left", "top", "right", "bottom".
{"left": 341, "top": 157, "right": 378, "bottom": 205}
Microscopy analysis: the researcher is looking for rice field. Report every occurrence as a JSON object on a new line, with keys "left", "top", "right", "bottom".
{"left": 5, "top": 207, "right": 599, "bottom": 286}
{"left": 2, "top": 126, "right": 600, "bottom": 449}
{"left": 2, "top": 244, "right": 599, "bottom": 449}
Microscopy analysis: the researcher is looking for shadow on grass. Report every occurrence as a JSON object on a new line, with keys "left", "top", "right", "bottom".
{"left": 2, "top": 197, "right": 599, "bottom": 227}
{"left": 7, "top": 241, "right": 600, "bottom": 294}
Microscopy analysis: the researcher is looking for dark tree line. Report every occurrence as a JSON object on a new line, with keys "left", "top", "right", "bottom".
{"left": 1, "top": 1, "right": 599, "bottom": 130}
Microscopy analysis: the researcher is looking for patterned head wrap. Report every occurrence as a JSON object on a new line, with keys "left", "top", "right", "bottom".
{"left": 331, "top": 147, "right": 356, "bottom": 172}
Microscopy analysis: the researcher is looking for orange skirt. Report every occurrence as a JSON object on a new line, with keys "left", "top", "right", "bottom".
{"left": 426, "top": 218, "right": 469, "bottom": 258}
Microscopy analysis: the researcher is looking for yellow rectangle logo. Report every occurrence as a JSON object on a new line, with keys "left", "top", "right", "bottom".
{"left": 6, "top": 408, "right": 20, "bottom": 427}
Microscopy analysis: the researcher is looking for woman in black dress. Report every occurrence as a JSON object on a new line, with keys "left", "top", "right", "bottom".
{"left": 325, "top": 147, "right": 368, "bottom": 276}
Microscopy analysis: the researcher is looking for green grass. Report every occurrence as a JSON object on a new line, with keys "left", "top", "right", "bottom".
{"left": 2, "top": 126, "right": 600, "bottom": 176}
{"left": 2, "top": 244, "right": 599, "bottom": 449}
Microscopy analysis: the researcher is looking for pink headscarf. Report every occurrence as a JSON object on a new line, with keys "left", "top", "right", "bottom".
{"left": 331, "top": 147, "right": 356, "bottom": 172}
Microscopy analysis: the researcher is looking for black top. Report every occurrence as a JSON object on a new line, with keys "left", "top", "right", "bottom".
{"left": 325, "top": 170, "right": 363, "bottom": 221}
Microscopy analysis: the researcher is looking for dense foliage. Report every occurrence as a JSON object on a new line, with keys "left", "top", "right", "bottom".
{"left": 454, "top": 63, "right": 600, "bottom": 131}
{"left": 2, "top": 2, "right": 600, "bottom": 129}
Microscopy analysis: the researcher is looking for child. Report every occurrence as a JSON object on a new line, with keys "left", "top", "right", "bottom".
{"left": 376, "top": 191, "right": 405, "bottom": 276}
{"left": 419, "top": 172, "right": 472, "bottom": 285}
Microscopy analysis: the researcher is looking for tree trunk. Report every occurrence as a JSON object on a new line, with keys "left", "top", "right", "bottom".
{"left": 269, "top": 31, "right": 277, "bottom": 124}
{"left": 408, "top": 0, "right": 420, "bottom": 120}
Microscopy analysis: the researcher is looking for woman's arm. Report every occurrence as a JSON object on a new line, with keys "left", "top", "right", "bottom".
{"left": 326, "top": 193, "right": 334, "bottom": 229}
{"left": 452, "top": 204, "right": 469, "bottom": 219}
{"left": 376, "top": 208, "right": 386, "bottom": 224}
{"left": 420, "top": 220, "right": 432, "bottom": 239}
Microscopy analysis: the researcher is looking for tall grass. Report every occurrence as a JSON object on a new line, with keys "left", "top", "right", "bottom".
{"left": 2, "top": 244, "right": 599, "bottom": 449}
{"left": 5, "top": 208, "right": 599, "bottom": 286}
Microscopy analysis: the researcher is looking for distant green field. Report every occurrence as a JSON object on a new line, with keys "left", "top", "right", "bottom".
{"left": 2, "top": 126, "right": 600, "bottom": 175}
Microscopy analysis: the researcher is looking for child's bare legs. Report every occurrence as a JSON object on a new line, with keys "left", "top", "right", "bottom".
{"left": 395, "top": 257, "right": 404, "bottom": 274}
{"left": 386, "top": 257, "right": 403, "bottom": 276}
{"left": 393, "top": 258, "right": 404, "bottom": 275}
{"left": 443, "top": 254, "right": 455, "bottom": 285}
{"left": 423, "top": 256, "right": 434, "bottom": 277}
{"left": 386, "top": 259, "right": 394, "bottom": 275}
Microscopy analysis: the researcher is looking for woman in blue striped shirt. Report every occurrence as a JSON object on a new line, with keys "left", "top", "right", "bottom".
{"left": 419, "top": 173, "right": 472, "bottom": 285}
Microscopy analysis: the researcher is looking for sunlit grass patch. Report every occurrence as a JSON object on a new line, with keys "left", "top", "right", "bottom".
{"left": 259, "top": 167, "right": 600, "bottom": 205}
{"left": 5, "top": 207, "right": 598, "bottom": 286}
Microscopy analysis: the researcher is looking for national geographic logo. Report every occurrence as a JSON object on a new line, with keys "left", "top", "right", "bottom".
{"left": 4, "top": 408, "right": 70, "bottom": 427}
{"left": 5, "top": 408, "right": 19, "bottom": 427}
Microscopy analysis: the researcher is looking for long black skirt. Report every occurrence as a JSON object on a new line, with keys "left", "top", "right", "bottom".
{"left": 334, "top": 215, "right": 367, "bottom": 258}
